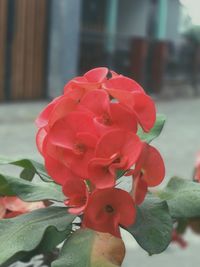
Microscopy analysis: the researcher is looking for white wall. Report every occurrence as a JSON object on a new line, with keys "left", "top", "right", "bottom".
{"left": 165, "top": 0, "right": 181, "bottom": 42}
{"left": 47, "top": 0, "right": 81, "bottom": 98}
{"left": 116, "top": 0, "right": 181, "bottom": 42}
{"left": 117, "top": 0, "right": 150, "bottom": 38}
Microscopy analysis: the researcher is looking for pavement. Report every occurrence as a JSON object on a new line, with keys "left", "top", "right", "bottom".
{"left": 0, "top": 96, "right": 200, "bottom": 267}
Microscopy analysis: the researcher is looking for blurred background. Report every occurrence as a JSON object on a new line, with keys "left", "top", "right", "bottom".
{"left": 0, "top": 0, "right": 200, "bottom": 266}
{"left": 1, "top": 0, "right": 200, "bottom": 100}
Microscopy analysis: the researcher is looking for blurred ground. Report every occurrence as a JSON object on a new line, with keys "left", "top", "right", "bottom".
{"left": 0, "top": 93, "right": 200, "bottom": 267}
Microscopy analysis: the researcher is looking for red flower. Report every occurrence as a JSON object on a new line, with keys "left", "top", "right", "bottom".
{"left": 194, "top": 151, "right": 200, "bottom": 182}
{"left": 35, "top": 96, "right": 61, "bottom": 129}
{"left": 0, "top": 197, "right": 44, "bottom": 219}
{"left": 35, "top": 96, "right": 77, "bottom": 129}
{"left": 0, "top": 198, "right": 6, "bottom": 219}
{"left": 35, "top": 67, "right": 165, "bottom": 239}
{"left": 103, "top": 76, "right": 156, "bottom": 132}
{"left": 41, "top": 136, "right": 82, "bottom": 185}
{"left": 64, "top": 67, "right": 109, "bottom": 95}
{"left": 48, "top": 112, "right": 98, "bottom": 178}
{"left": 83, "top": 188, "right": 136, "bottom": 237}
{"left": 63, "top": 178, "right": 89, "bottom": 215}
{"left": 88, "top": 129, "right": 142, "bottom": 189}
{"left": 44, "top": 152, "right": 81, "bottom": 185}
{"left": 130, "top": 143, "right": 165, "bottom": 205}
{"left": 171, "top": 230, "right": 187, "bottom": 248}
{"left": 80, "top": 89, "right": 137, "bottom": 134}
{"left": 35, "top": 96, "right": 79, "bottom": 157}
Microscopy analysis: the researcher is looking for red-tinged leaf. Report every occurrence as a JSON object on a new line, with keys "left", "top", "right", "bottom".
{"left": 52, "top": 228, "right": 125, "bottom": 267}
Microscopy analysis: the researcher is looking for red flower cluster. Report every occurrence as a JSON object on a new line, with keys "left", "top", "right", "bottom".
{"left": 36, "top": 67, "right": 165, "bottom": 237}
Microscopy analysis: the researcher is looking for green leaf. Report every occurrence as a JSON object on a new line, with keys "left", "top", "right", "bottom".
{"left": 2, "top": 227, "right": 69, "bottom": 266}
{"left": 0, "top": 206, "right": 76, "bottom": 266}
{"left": 19, "top": 226, "right": 69, "bottom": 263}
{"left": 52, "top": 228, "right": 125, "bottom": 267}
{"left": 116, "top": 170, "right": 126, "bottom": 179}
{"left": 128, "top": 195, "right": 173, "bottom": 255}
{"left": 0, "top": 174, "right": 64, "bottom": 202}
{"left": 20, "top": 168, "right": 35, "bottom": 181}
{"left": 175, "top": 219, "right": 188, "bottom": 234}
{"left": 137, "top": 114, "right": 165, "bottom": 143}
{"left": 0, "top": 156, "right": 51, "bottom": 182}
{"left": 157, "top": 176, "right": 200, "bottom": 218}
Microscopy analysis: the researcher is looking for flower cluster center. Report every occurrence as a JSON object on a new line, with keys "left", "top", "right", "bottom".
{"left": 105, "top": 204, "right": 114, "bottom": 213}
{"left": 74, "top": 143, "right": 86, "bottom": 154}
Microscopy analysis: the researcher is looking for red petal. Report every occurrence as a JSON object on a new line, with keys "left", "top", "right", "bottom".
{"left": 35, "top": 96, "right": 77, "bottom": 130}
{"left": 194, "top": 151, "right": 200, "bottom": 181}
{"left": 45, "top": 154, "right": 80, "bottom": 185}
{"left": 194, "top": 167, "right": 200, "bottom": 182}
{"left": 83, "top": 188, "right": 135, "bottom": 237}
{"left": 3, "top": 197, "right": 44, "bottom": 213}
{"left": 0, "top": 199, "right": 6, "bottom": 219}
{"left": 36, "top": 128, "right": 47, "bottom": 155}
{"left": 80, "top": 89, "right": 110, "bottom": 116}
{"left": 110, "top": 70, "right": 119, "bottom": 78}
{"left": 105, "top": 88, "right": 134, "bottom": 109}
{"left": 110, "top": 103, "right": 138, "bottom": 133}
{"left": 63, "top": 178, "right": 88, "bottom": 214}
{"left": 64, "top": 68, "right": 108, "bottom": 94}
{"left": 64, "top": 76, "right": 86, "bottom": 92}
{"left": 65, "top": 147, "right": 95, "bottom": 178}
{"left": 63, "top": 178, "right": 86, "bottom": 197}
{"left": 48, "top": 118, "right": 75, "bottom": 149}
{"left": 105, "top": 90, "right": 156, "bottom": 132}
{"left": 76, "top": 133, "right": 98, "bottom": 148}
{"left": 172, "top": 230, "right": 187, "bottom": 248}
{"left": 84, "top": 67, "right": 108, "bottom": 83}
{"left": 104, "top": 76, "right": 144, "bottom": 93}
{"left": 88, "top": 157, "right": 116, "bottom": 189}
{"left": 4, "top": 211, "right": 23, "bottom": 218}
{"left": 134, "top": 143, "right": 165, "bottom": 187}
{"left": 132, "top": 92, "right": 156, "bottom": 132}
{"left": 48, "top": 97, "right": 77, "bottom": 128}
{"left": 64, "top": 85, "right": 85, "bottom": 101}
{"left": 81, "top": 90, "right": 137, "bottom": 136}
{"left": 95, "top": 129, "right": 142, "bottom": 169}
{"left": 43, "top": 138, "right": 67, "bottom": 161}
{"left": 35, "top": 96, "right": 61, "bottom": 128}
{"left": 131, "top": 175, "right": 148, "bottom": 205}
{"left": 69, "top": 206, "right": 87, "bottom": 215}
{"left": 67, "top": 76, "right": 101, "bottom": 92}
{"left": 143, "top": 145, "right": 165, "bottom": 187}
{"left": 49, "top": 112, "right": 97, "bottom": 149}
{"left": 195, "top": 152, "right": 200, "bottom": 167}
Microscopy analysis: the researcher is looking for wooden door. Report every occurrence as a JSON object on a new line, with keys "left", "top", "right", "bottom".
{"left": 0, "top": 0, "right": 8, "bottom": 101}
{"left": 0, "top": 0, "right": 48, "bottom": 101}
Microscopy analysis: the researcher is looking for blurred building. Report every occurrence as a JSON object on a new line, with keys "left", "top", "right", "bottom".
{"left": 49, "top": 0, "right": 181, "bottom": 97}
{"left": 0, "top": 0, "right": 199, "bottom": 101}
